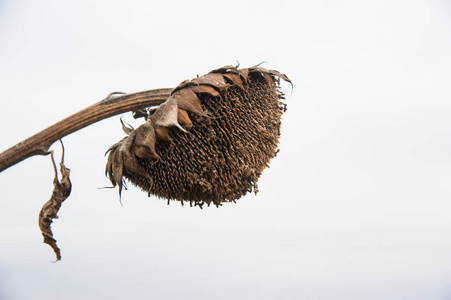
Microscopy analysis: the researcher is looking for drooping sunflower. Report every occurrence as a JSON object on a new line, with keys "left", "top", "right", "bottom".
{"left": 106, "top": 64, "right": 291, "bottom": 207}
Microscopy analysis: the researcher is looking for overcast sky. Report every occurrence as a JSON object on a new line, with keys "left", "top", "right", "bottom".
{"left": 1, "top": 0, "right": 451, "bottom": 299}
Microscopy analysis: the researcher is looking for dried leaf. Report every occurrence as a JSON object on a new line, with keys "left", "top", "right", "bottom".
{"left": 38, "top": 143, "right": 71, "bottom": 261}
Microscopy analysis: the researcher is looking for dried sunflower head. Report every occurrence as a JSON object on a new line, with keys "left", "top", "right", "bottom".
{"left": 106, "top": 64, "right": 291, "bottom": 207}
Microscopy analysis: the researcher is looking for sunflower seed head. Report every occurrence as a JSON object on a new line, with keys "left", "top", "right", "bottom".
{"left": 106, "top": 65, "right": 291, "bottom": 206}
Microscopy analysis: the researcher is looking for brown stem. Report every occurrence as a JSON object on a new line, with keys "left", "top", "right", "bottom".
{"left": 0, "top": 88, "right": 172, "bottom": 173}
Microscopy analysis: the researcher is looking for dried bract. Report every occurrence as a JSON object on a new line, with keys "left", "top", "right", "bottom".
{"left": 106, "top": 65, "right": 291, "bottom": 206}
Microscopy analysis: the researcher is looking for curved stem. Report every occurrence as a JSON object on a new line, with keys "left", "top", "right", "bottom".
{"left": 0, "top": 88, "right": 172, "bottom": 173}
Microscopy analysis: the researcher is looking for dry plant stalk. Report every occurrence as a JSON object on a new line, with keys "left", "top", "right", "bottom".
{"left": 0, "top": 64, "right": 291, "bottom": 260}
{"left": 0, "top": 88, "right": 172, "bottom": 172}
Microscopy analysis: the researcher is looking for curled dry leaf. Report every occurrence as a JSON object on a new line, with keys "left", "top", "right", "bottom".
{"left": 38, "top": 143, "right": 71, "bottom": 261}
{"left": 106, "top": 65, "right": 291, "bottom": 207}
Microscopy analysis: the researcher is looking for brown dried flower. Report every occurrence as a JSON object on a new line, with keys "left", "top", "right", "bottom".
{"left": 106, "top": 65, "right": 291, "bottom": 207}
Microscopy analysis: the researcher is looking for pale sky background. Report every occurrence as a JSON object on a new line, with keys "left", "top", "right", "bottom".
{"left": 1, "top": 0, "right": 451, "bottom": 299}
